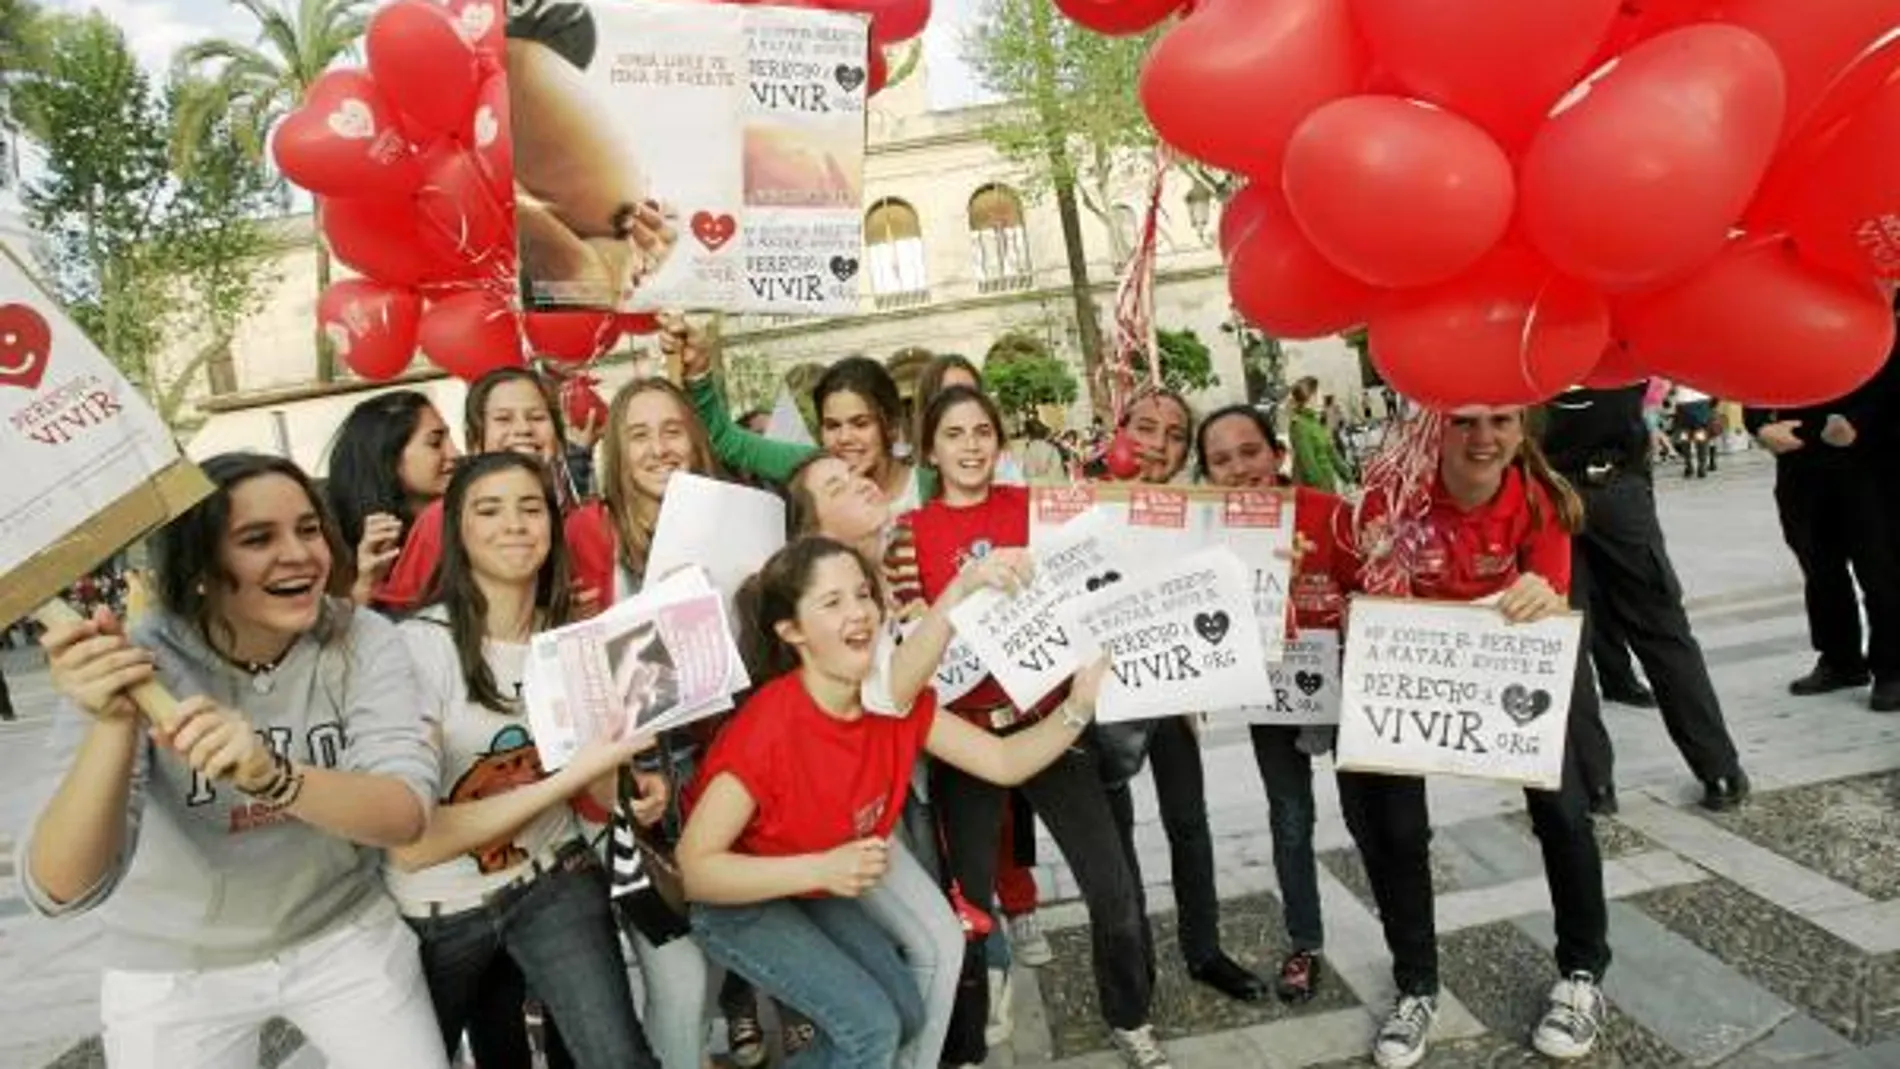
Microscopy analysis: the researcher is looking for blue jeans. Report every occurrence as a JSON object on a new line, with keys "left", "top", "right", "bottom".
{"left": 860, "top": 842, "right": 960, "bottom": 1069}
{"left": 405, "top": 848, "right": 658, "bottom": 1069}
{"left": 1249, "top": 725, "right": 1324, "bottom": 952}
{"left": 692, "top": 895, "right": 924, "bottom": 1069}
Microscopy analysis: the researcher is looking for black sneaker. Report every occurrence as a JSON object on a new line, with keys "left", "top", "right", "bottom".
{"left": 1700, "top": 770, "right": 1750, "bottom": 811}
{"left": 1790, "top": 660, "right": 1871, "bottom": 696}
{"left": 1372, "top": 994, "right": 1437, "bottom": 1069}
{"left": 1872, "top": 678, "right": 1900, "bottom": 713}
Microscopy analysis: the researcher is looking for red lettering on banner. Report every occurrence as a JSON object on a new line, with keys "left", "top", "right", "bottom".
{"left": 1222, "top": 489, "right": 1285, "bottom": 528}
{"left": 1035, "top": 485, "right": 1096, "bottom": 526}
{"left": 1129, "top": 488, "right": 1188, "bottom": 529}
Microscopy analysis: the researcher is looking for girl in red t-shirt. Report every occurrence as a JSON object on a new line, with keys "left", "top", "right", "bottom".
{"left": 1193, "top": 404, "right": 1345, "bottom": 1005}
{"left": 1329, "top": 405, "right": 1611, "bottom": 1069}
{"left": 678, "top": 536, "right": 1107, "bottom": 1069}
{"left": 895, "top": 385, "right": 1169, "bottom": 1069}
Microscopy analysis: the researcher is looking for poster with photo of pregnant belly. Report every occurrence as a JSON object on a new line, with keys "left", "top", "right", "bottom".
{"left": 508, "top": 0, "right": 868, "bottom": 315}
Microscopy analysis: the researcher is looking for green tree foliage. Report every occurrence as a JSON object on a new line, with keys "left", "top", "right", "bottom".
{"left": 1149, "top": 326, "right": 1220, "bottom": 395}
{"left": 987, "top": 354, "right": 1079, "bottom": 419}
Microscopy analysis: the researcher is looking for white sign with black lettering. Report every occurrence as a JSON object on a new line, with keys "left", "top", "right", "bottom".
{"left": 1334, "top": 598, "right": 1581, "bottom": 789}
{"left": 947, "top": 508, "right": 1130, "bottom": 710}
{"left": 1228, "top": 629, "right": 1340, "bottom": 726}
{"left": 1064, "top": 546, "right": 1270, "bottom": 724}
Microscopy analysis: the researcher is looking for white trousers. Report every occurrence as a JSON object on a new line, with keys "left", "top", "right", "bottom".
{"left": 101, "top": 902, "right": 449, "bottom": 1069}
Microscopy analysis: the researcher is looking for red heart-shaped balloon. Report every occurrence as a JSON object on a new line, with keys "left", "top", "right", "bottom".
{"left": 0, "top": 303, "right": 53, "bottom": 392}
{"left": 368, "top": 0, "right": 481, "bottom": 140}
{"left": 272, "top": 69, "right": 420, "bottom": 199}
{"left": 320, "top": 280, "right": 422, "bottom": 382}
{"left": 418, "top": 290, "right": 526, "bottom": 380}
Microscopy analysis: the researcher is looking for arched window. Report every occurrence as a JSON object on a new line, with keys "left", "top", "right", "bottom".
{"left": 865, "top": 198, "right": 928, "bottom": 298}
{"left": 968, "top": 184, "right": 1031, "bottom": 288}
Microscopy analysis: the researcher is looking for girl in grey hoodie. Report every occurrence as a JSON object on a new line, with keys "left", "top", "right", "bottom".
{"left": 20, "top": 452, "right": 447, "bottom": 1069}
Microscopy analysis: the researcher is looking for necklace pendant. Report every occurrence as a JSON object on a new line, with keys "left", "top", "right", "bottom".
{"left": 252, "top": 671, "right": 275, "bottom": 696}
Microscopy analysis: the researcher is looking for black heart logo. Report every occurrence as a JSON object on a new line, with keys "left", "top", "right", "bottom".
{"left": 1500, "top": 683, "right": 1554, "bottom": 726}
{"left": 1193, "top": 611, "right": 1230, "bottom": 646}
{"left": 1294, "top": 671, "right": 1323, "bottom": 696}
{"left": 829, "top": 255, "right": 860, "bottom": 282}
{"left": 834, "top": 64, "right": 865, "bottom": 92}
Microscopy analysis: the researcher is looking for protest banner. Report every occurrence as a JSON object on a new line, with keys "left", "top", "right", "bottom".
{"left": 1063, "top": 546, "right": 1269, "bottom": 723}
{"left": 646, "top": 471, "right": 785, "bottom": 609}
{"left": 524, "top": 568, "right": 749, "bottom": 769}
{"left": 946, "top": 508, "right": 1131, "bottom": 710}
{"left": 1225, "top": 629, "right": 1341, "bottom": 726}
{"left": 1029, "top": 484, "right": 1294, "bottom": 663}
{"left": 0, "top": 246, "right": 210, "bottom": 728}
{"left": 1334, "top": 598, "right": 1582, "bottom": 789}
{"left": 510, "top": 0, "right": 868, "bottom": 316}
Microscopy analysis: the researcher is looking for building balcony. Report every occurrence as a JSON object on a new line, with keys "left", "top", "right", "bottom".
{"left": 872, "top": 288, "right": 933, "bottom": 310}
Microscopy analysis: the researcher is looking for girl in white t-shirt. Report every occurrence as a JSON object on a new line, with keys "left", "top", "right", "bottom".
{"left": 386, "top": 452, "right": 660, "bottom": 1069}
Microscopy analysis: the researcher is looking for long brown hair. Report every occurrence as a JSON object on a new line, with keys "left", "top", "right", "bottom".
{"left": 1515, "top": 435, "right": 1585, "bottom": 535}
{"left": 734, "top": 536, "right": 883, "bottom": 683}
{"left": 917, "top": 384, "right": 1005, "bottom": 500}
{"left": 428, "top": 452, "right": 574, "bottom": 712}
{"left": 599, "top": 377, "right": 719, "bottom": 582}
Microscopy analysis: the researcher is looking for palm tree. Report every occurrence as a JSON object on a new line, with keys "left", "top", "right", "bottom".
{"left": 174, "top": 0, "right": 370, "bottom": 382}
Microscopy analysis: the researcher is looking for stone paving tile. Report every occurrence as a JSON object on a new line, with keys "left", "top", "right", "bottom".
{"left": 41, "top": 1020, "right": 306, "bottom": 1069}
{"left": 1310, "top": 1032, "right": 1682, "bottom": 1069}
{"left": 1317, "top": 844, "right": 1460, "bottom": 911}
{"left": 1037, "top": 893, "right": 1360, "bottom": 1059}
{"left": 1704, "top": 772, "right": 1900, "bottom": 903}
{"left": 1628, "top": 877, "right": 1900, "bottom": 1046}
{"left": 1438, "top": 921, "right": 1683, "bottom": 1068}
{"left": 1499, "top": 811, "right": 1658, "bottom": 861}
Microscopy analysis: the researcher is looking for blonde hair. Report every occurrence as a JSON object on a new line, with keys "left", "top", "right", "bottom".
{"left": 600, "top": 378, "right": 720, "bottom": 580}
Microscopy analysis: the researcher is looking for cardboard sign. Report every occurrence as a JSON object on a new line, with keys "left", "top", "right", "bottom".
{"left": 0, "top": 246, "right": 209, "bottom": 628}
{"left": 1334, "top": 598, "right": 1582, "bottom": 789}
{"left": 947, "top": 508, "right": 1132, "bottom": 710}
{"left": 646, "top": 471, "right": 785, "bottom": 609}
{"left": 525, "top": 569, "right": 749, "bottom": 769}
{"left": 1231, "top": 629, "right": 1341, "bottom": 726}
{"left": 1030, "top": 484, "right": 1295, "bottom": 662}
{"left": 1064, "top": 546, "right": 1270, "bottom": 723}
{"left": 510, "top": 0, "right": 868, "bottom": 316}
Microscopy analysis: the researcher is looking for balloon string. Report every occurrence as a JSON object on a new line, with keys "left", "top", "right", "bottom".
{"left": 1103, "top": 146, "right": 1172, "bottom": 429}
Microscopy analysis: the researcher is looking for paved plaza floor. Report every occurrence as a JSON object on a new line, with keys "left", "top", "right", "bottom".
{"left": 4, "top": 450, "right": 1898, "bottom": 1068}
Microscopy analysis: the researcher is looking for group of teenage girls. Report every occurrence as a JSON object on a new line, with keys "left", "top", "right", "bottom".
{"left": 20, "top": 317, "right": 1616, "bottom": 1069}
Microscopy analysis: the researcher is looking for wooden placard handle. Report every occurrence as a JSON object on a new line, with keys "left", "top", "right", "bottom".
{"left": 31, "top": 599, "right": 183, "bottom": 732}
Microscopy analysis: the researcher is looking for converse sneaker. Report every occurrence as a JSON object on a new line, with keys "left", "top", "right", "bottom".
{"left": 1109, "top": 1024, "right": 1174, "bottom": 1069}
{"left": 1009, "top": 911, "right": 1055, "bottom": 967}
{"left": 985, "top": 967, "right": 1015, "bottom": 1047}
{"left": 1532, "top": 972, "right": 1606, "bottom": 1060}
{"left": 1372, "top": 993, "right": 1438, "bottom": 1069}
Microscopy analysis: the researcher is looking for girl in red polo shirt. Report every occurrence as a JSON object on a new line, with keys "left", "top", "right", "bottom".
{"left": 1193, "top": 404, "right": 1344, "bottom": 1005}
{"left": 893, "top": 385, "right": 1167, "bottom": 1069}
{"left": 677, "top": 537, "right": 1107, "bottom": 1069}
{"left": 1331, "top": 405, "right": 1611, "bottom": 1069}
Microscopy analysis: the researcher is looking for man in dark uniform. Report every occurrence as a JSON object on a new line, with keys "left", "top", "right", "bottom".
{"left": 1745, "top": 335, "right": 1900, "bottom": 713}
{"left": 1542, "top": 384, "right": 1751, "bottom": 811}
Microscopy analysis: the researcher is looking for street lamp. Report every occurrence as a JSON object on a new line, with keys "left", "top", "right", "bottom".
{"left": 1185, "top": 183, "right": 1212, "bottom": 241}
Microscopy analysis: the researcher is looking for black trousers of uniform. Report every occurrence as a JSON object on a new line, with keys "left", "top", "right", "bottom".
{"left": 1774, "top": 453, "right": 1900, "bottom": 684}
{"left": 1103, "top": 716, "right": 1225, "bottom": 974}
{"left": 1570, "top": 473, "right": 1743, "bottom": 785}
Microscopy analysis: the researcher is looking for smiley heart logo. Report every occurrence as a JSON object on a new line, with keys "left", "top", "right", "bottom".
{"left": 0, "top": 303, "right": 52, "bottom": 391}
{"left": 1083, "top": 570, "right": 1122, "bottom": 593}
{"left": 326, "top": 98, "right": 376, "bottom": 141}
{"left": 456, "top": 2, "right": 495, "bottom": 43}
{"left": 690, "top": 211, "right": 738, "bottom": 252}
{"left": 473, "top": 105, "right": 499, "bottom": 148}
{"left": 829, "top": 255, "right": 859, "bottom": 282}
{"left": 1193, "top": 610, "right": 1230, "bottom": 646}
{"left": 1294, "top": 671, "right": 1324, "bottom": 696}
{"left": 1500, "top": 683, "right": 1554, "bottom": 726}
{"left": 834, "top": 64, "right": 866, "bottom": 92}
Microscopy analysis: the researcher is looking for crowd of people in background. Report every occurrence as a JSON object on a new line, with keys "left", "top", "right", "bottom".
{"left": 10, "top": 305, "right": 1898, "bottom": 1069}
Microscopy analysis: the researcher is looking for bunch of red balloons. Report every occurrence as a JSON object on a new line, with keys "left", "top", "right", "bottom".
{"left": 1062, "top": 0, "right": 1900, "bottom": 407}
{"left": 278, "top": 0, "right": 914, "bottom": 384}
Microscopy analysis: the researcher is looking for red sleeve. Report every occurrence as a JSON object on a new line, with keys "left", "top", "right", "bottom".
{"left": 373, "top": 499, "right": 445, "bottom": 613}
{"left": 564, "top": 501, "right": 617, "bottom": 607}
{"left": 1518, "top": 496, "right": 1573, "bottom": 596}
{"left": 687, "top": 691, "right": 780, "bottom": 817}
{"left": 1322, "top": 491, "right": 1368, "bottom": 596}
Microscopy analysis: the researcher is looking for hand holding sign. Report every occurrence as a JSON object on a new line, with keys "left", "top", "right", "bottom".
{"left": 41, "top": 605, "right": 157, "bottom": 722}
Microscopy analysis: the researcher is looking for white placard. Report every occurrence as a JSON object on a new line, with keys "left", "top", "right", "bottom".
{"left": 525, "top": 568, "right": 749, "bottom": 769}
{"left": 1064, "top": 546, "right": 1271, "bottom": 724}
{"left": 511, "top": 1, "right": 867, "bottom": 316}
{"left": 946, "top": 508, "right": 1130, "bottom": 710}
{"left": 1030, "top": 485, "right": 1294, "bottom": 663}
{"left": 1334, "top": 598, "right": 1582, "bottom": 789}
{"left": 0, "top": 254, "right": 187, "bottom": 582}
{"left": 646, "top": 471, "right": 785, "bottom": 608}
{"left": 1231, "top": 629, "right": 1341, "bottom": 726}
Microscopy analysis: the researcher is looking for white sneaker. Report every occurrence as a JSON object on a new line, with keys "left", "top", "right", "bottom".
{"left": 1532, "top": 972, "right": 1606, "bottom": 1059}
{"left": 1008, "top": 911, "right": 1055, "bottom": 967}
{"left": 1110, "top": 1024, "right": 1174, "bottom": 1069}
{"left": 985, "top": 967, "right": 1014, "bottom": 1047}
{"left": 1372, "top": 994, "right": 1437, "bottom": 1069}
